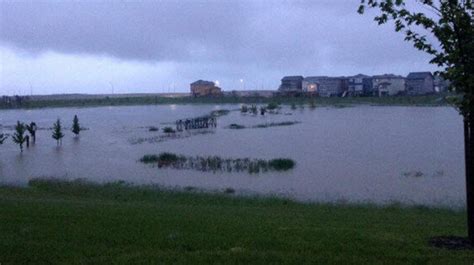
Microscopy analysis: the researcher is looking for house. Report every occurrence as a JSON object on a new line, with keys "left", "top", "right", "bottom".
{"left": 406, "top": 72, "right": 435, "bottom": 95}
{"left": 190, "top": 80, "right": 222, "bottom": 97}
{"left": 372, "top": 74, "right": 406, "bottom": 96}
{"left": 347, "top": 74, "right": 373, "bottom": 96}
{"left": 434, "top": 76, "right": 451, "bottom": 92}
{"left": 303, "top": 76, "right": 347, "bottom": 97}
{"left": 278, "top": 76, "right": 304, "bottom": 92}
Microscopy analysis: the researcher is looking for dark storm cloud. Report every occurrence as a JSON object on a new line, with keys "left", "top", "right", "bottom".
{"left": 0, "top": 0, "right": 429, "bottom": 68}
{"left": 0, "top": 0, "right": 250, "bottom": 62}
{"left": 0, "top": 0, "right": 437, "bottom": 95}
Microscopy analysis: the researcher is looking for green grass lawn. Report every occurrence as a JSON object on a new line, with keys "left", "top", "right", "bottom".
{"left": 0, "top": 179, "right": 472, "bottom": 264}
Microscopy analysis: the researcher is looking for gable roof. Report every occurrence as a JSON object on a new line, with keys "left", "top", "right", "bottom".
{"left": 191, "top": 80, "right": 215, "bottom": 86}
{"left": 407, "top": 72, "right": 433, "bottom": 79}
{"left": 373, "top": 74, "right": 405, "bottom": 79}
{"left": 348, "top": 74, "right": 369, "bottom": 78}
{"left": 281, "top": 76, "right": 304, "bottom": 81}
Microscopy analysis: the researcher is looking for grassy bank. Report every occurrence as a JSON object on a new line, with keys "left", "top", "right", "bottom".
{"left": 0, "top": 179, "right": 471, "bottom": 264}
{"left": 0, "top": 93, "right": 453, "bottom": 109}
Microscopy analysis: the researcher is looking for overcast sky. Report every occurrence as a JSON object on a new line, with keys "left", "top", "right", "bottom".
{"left": 0, "top": 0, "right": 438, "bottom": 95}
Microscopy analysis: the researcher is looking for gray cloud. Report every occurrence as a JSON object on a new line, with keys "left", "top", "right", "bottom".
{"left": 0, "top": 0, "right": 438, "bottom": 94}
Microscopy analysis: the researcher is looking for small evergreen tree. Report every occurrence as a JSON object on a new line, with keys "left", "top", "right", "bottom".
{"left": 12, "top": 121, "right": 26, "bottom": 152}
{"left": 52, "top": 119, "right": 65, "bottom": 146}
{"left": 72, "top": 115, "right": 81, "bottom": 136}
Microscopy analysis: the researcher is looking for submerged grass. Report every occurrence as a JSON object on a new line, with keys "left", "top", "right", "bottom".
{"left": 227, "top": 121, "right": 300, "bottom": 130}
{"left": 251, "top": 121, "right": 300, "bottom": 128}
{"left": 0, "top": 178, "right": 471, "bottom": 264}
{"left": 140, "top": 153, "right": 295, "bottom": 174}
{"left": 227, "top": 123, "right": 246, "bottom": 129}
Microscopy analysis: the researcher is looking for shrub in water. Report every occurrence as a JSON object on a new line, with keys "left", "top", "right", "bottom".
{"left": 163, "top": 127, "right": 176, "bottom": 134}
{"left": 228, "top": 124, "right": 246, "bottom": 129}
{"left": 267, "top": 102, "right": 279, "bottom": 110}
{"left": 250, "top": 105, "right": 258, "bottom": 114}
{"left": 149, "top": 126, "right": 159, "bottom": 132}
{"left": 140, "top": 154, "right": 160, "bottom": 163}
{"left": 157, "top": 152, "right": 180, "bottom": 168}
{"left": 269, "top": 159, "right": 295, "bottom": 171}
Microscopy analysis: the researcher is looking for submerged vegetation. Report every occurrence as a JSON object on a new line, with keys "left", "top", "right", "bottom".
{"left": 210, "top": 109, "right": 230, "bottom": 117}
{"left": 266, "top": 102, "right": 280, "bottom": 110}
{"left": 252, "top": 121, "right": 300, "bottom": 128}
{"left": 163, "top": 126, "right": 176, "bottom": 134}
{"left": 52, "top": 118, "right": 65, "bottom": 146}
{"left": 12, "top": 121, "right": 27, "bottom": 152}
{"left": 227, "top": 123, "right": 246, "bottom": 129}
{"left": 129, "top": 130, "right": 214, "bottom": 144}
{"left": 227, "top": 121, "right": 300, "bottom": 130}
{"left": 0, "top": 133, "right": 8, "bottom": 144}
{"left": 148, "top": 126, "right": 159, "bottom": 132}
{"left": 140, "top": 152, "right": 295, "bottom": 174}
{"left": 71, "top": 115, "right": 81, "bottom": 136}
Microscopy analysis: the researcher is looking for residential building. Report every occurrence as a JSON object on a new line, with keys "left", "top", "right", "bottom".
{"left": 303, "top": 76, "right": 347, "bottom": 97}
{"left": 278, "top": 76, "right": 304, "bottom": 92}
{"left": 372, "top": 74, "right": 406, "bottom": 96}
{"left": 190, "top": 80, "right": 222, "bottom": 97}
{"left": 406, "top": 72, "right": 435, "bottom": 95}
{"left": 347, "top": 74, "right": 373, "bottom": 96}
{"left": 434, "top": 76, "right": 451, "bottom": 92}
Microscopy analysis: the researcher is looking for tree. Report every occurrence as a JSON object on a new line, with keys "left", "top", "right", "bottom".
{"left": 12, "top": 121, "right": 26, "bottom": 152}
{"left": 52, "top": 119, "right": 65, "bottom": 146}
{"left": 358, "top": 0, "right": 473, "bottom": 242}
{"left": 71, "top": 115, "right": 81, "bottom": 136}
{"left": 25, "top": 122, "right": 37, "bottom": 143}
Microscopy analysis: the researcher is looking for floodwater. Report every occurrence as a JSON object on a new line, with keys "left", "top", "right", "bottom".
{"left": 0, "top": 104, "right": 466, "bottom": 208}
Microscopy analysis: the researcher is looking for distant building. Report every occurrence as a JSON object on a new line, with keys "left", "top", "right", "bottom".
{"left": 303, "top": 76, "right": 347, "bottom": 97}
{"left": 190, "top": 80, "right": 222, "bottom": 97}
{"left": 347, "top": 74, "right": 373, "bottom": 96}
{"left": 434, "top": 76, "right": 451, "bottom": 92}
{"left": 406, "top": 72, "right": 435, "bottom": 95}
{"left": 372, "top": 74, "right": 406, "bottom": 96}
{"left": 278, "top": 76, "right": 304, "bottom": 92}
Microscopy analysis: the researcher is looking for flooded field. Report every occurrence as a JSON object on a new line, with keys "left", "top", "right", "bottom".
{"left": 0, "top": 104, "right": 465, "bottom": 208}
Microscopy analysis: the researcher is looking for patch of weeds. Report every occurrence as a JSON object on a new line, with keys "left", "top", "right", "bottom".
{"left": 148, "top": 126, "right": 159, "bottom": 132}
{"left": 266, "top": 102, "right": 279, "bottom": 110}
{"left": 163, "top": 127, "right": 176, "bottom": 134}
{"left": 210, "top": 109, "right": 230, "bottom": 117}
{"left": 129, "top": 130, "right": 215, "bottom": 145}
{"left": 227, "top": 124, "right": 246, "bottom": 129}
{"left": 140, "top": 154, "right": 160, "bottom": 163}
{"left": 402, "top": 171, "right": 425, "bottom": 178}
{"left": 252, "top": 121, "right": 300, "bottom": 129}
{"left": 269, "top": 159, "right": 295, "bottom": 171}
{"left": 140, "top": 152, "right": 295, "bottom": 174}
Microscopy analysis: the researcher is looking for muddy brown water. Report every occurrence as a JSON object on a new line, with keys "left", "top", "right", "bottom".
{"left": 0, "top": 104, "right": 465, "bottom": 208}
